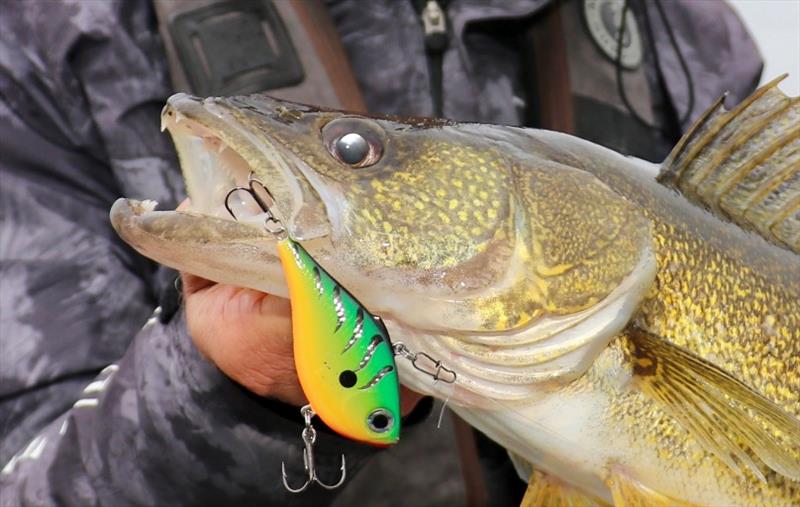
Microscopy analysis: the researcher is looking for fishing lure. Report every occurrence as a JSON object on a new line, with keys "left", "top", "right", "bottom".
{"left": 225, "top": 176, "right": 400, "bottom": 447}
{"left": 277, "top": 236, "right": 401, "bottom": 446}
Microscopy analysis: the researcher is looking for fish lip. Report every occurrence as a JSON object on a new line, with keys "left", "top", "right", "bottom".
{"left": 110, "top": 197, "right": 289, "bottom": 296}
{"left": 109, "top": 197, "right": 265, "bottom": 246}
{"left": 160, "top": 93, "right": 333, "bottom": 239}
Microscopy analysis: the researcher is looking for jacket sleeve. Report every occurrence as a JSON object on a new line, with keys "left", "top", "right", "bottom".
{"left": 0, "top": 1, "right": 380, "bottom": 505}
{"left": 1, "top": 308, "right": 378, "bottom": 507}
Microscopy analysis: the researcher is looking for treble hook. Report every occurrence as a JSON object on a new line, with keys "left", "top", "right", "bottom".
{"left": 281, "top": 405, "right": 347, "bottom": 493}
{"left": 224, "top": 172, "right": 285, "bottom": 235}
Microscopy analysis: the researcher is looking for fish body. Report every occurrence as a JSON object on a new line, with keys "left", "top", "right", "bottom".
{"left": 110, "top": 79, "right": 799, "bottom": 505}
{"left": 451, "top": 126, "right": 800, "bottom": 505}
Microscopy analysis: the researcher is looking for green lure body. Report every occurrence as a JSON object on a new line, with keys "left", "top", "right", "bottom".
{"left": 278, "top": 238, "right": 401, "bottom": 446}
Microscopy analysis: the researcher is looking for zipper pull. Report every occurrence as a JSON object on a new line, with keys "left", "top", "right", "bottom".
{"left": 420, "top": 0, "right": 448, "bottom": 52}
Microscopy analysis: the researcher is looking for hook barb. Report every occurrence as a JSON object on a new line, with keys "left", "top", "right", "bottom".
{"left": 281, "top": 405, "right": 348, "bottom": 493}
{"left": 314, "top": 455, "right": 347, "bottom": 490}
{"left": 281, "top": 460, "right": 311, "bottom": 493}
{"left": 224, "top": 173, "right": 286, "bottom": 236}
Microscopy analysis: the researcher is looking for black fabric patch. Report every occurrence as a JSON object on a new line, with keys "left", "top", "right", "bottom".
{"left": 169, "top": 0, "right": 304, "bottom": 96}
{"left": 573, "top": 95, "right": 676, "bottom": 162}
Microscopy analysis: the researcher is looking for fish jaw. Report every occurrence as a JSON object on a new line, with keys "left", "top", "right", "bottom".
{"left": 109, "top": 198, "right": 288, "bottom": 296}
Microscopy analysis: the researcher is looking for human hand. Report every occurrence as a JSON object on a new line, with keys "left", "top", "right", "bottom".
{"left": 183, "top": 271, "right": 306, "bottom": 404}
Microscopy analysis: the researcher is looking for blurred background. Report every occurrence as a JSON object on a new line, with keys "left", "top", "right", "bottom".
{"left": 730, "top": 0, "right": 800, "bottom": 95}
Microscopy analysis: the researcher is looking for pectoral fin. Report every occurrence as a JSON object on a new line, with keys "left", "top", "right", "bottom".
{"left": 628, "top": 326, "right": 800, "bottom": 481}
{"left": 606, "top": 468, "right": 701, "bottom": 507}
{"left": 521, "top": 469, "right": 610, "bottom": 507}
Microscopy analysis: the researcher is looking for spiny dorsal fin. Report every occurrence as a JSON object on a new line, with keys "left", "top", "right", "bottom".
{"left": 659, "top": 75, "right": 800, "bottom": 253}
{"left": 628, "top": 326, "right": 800, "bottom": 482}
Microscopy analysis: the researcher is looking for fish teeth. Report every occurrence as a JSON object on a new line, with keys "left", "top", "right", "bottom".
{"left": 140, "top": 199, "right": 158, "bottom": 212}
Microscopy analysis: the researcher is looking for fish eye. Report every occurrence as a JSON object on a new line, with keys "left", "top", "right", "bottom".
{"left": 335, "top": 133, "right": 369, "bottom": 165}
{"left": 322, "top": 118, "right": 384, "bottom": 168}
{"left": 367, "top": 408, "right": 394, "bottom": 433}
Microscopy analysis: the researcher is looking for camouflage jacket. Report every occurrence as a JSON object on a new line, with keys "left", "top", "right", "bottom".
{"left": 0, "top": 0, "right": 761, "bottom": 506}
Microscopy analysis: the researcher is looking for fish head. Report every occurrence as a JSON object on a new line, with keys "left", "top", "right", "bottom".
{"left": 112, "top": 93, "right": 520, "bottom": 302}
{"left": 111, "top": 93, "right": 656, "bottom": 404}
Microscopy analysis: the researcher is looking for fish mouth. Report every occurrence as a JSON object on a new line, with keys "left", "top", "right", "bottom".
{"left": 161, "top": 93, "right": 331, "bottom": 238}
{"left": 110, "top": 93, "right": 332, "bottom": 295}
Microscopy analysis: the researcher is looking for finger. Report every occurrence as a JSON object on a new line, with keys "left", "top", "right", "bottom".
{"left": 176, "top": 197, "right": 191, "bottom": 211}
{"left": 180, "top": 271, "right": 215, "bottom": 296}
{"left": 258, "top": 291, "right": 291, "bottom": 318}
{"left": 400, "top": 386, "right": 424, "bottom": 417}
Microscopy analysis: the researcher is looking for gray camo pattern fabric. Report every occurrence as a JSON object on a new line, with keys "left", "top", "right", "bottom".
{"left": 0, "top": 0, "right": 761, "bottom": 505}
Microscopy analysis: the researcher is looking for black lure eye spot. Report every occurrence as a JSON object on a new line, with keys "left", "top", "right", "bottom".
{"left": 371, "top": 413, "right": 389, "bottom": 429}
{"left": 367, "top": 408, "right": 394, "bottom": 433}
{"left": 339, "top": 370, "right": 357, "bottom": 388}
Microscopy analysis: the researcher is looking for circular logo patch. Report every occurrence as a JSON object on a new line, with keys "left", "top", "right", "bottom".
{"left": 583, "top": 0, "right": 643, "bottom": 70}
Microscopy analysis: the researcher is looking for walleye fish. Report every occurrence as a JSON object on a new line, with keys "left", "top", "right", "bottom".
{"left": 110, "top": 75, "right": 799, "bottom": 506}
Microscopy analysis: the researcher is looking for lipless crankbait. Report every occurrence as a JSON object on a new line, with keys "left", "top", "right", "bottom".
{"left": 224, "top": 176, "right": 400, "bottom": 447}
{"left": 277, "top": 237, "right": 401, "bottom": 446}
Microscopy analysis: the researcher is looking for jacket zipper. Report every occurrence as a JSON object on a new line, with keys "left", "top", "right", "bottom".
{"left": 416, "top": 0, "right": 449, "bottom": 117}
